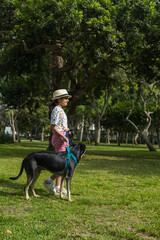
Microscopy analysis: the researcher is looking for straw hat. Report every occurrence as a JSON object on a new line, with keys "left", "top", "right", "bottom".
{"left": 52, "top": 89, "right": 72, "bottom": 100}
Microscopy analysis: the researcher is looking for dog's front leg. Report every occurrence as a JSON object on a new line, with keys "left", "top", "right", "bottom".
{"left": 60, "top": 176, "right": 65, "bottom": 198}
{"left": 66, "top": 177, "right": 72, "bottom": 202}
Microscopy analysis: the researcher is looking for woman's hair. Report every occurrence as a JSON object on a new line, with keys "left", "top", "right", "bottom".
{"left": 49, "top": 99, "right": 59, "bottom": 119}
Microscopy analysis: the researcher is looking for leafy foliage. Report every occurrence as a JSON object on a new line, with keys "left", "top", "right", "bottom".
{"left": 0, "top": 0, "right": 160, "bottom": 143}
{"left": 0, "top": 133, "right": 14, "bottom": 143}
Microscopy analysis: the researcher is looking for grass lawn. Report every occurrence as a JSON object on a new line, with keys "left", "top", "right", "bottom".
{"left": 0, "top": 142, "right": 160, "bottom": 240}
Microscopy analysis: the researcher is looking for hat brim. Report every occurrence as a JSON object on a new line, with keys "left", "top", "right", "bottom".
{"left": 52, "top": 94, "right": 72, "bottom": 100}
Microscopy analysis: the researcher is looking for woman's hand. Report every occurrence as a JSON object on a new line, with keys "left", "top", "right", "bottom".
{"left": 51, "top": 124, "right": 68, "bottom": 142}
{"left": 62, "top": 135, "right": 68, "bottom": 142}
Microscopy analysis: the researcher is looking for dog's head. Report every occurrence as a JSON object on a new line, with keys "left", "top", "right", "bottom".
{"left": 71, "top": 143, "right": 86, "bottom": 159}
{"left": 79, "top": 143, "right": 86, "bottom": 157}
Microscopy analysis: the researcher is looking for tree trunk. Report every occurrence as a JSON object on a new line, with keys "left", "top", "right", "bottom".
{"left": 151, "top": 131, "right": 155, "bottom": 146}
{"left": 106, "top": 129, "right": 110, "bottom": 144}
{"left": 134, "top": 133, "right": 139, "bottom": 145}
{"left": 29, "top": 132, "right": 32, "bottom": 141}
{"left": 121, "top": 132, "right": 125, "bottom": 143}
{"left": 85, "top": 130, "right": 90, "bottom": 144}
{"left": 156, "top": 129, "right": 160, "bottom": 148}
{"left": 48, "top": 47, "right": 64, "bottom": 150}
{"left": 12, "top": 123, "right": 16, "bottom": 141}
{"left": 141, "top": 132, "right": 156, "bottom": 152}
{"left": 72, "top": 118, "right": 79, "bottom": 140}
{"left": 95, "top": 119, "right": 101, "bottom": 146}
{"left": 117, "top": 131, "right": 121, "bottom": 146}
{"left": 50, "top": 53, "right": 64, "bottom": 91}
{"left": 79, "top": 115, "right": 84, "bottom": 142}
{"left": 15, "top": 120, "right": 21, "bottom": 142}
{"left": 125, "top": 132, "right": 128, "bottom": 144}
{"left": 125, "top": 83, "right": 159, "bottom": 152}
{"left": 85, "top": 120, "right": 91, "bottom": 144}
{"left": 41, "top": 128, "right": 44, "bottom": 142}
{"left": 0, "top": 104, "right": 6, "bottom": 134}
{"left": 92, "top": 87, "right": 112, "bottom": 146}
{"left": 8, "top": 110, "right": 16, "bottom": 141}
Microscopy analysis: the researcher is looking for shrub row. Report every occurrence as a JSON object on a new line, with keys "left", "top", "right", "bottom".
{"left": 0, "top": 133, "right": 14, "bottom": 144}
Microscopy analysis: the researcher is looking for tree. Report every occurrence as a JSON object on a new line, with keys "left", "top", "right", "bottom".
{"left": 91, "top": 85, "right": 112, "bottom": 145}
{"left": 1, "top": 0, "right": 160, "bottom": 147}
{"left": 17, "top": 103, "right": 50, "bottom": 141}
{"left": 0, "top": 73, "right": 46, "bottom": 140}
{"left": 0, "top": 0, "right": 123, "bottom": 112}
{"left": 114, "top": 0, "right": 160, "bottom": 81}
{"left": 102, "top": 101, "right": 134, "bottom": 146}
{"left": 73, "top": 104, "right": 94, "bottom": 143}
{"left": 152, "top": 106, "right": 160, "bottom": 147}
{"left": 126, "top": 82, "right": 160, "bottom": 151}
{"left": 0, "top": 94, "right": 6, "bottom": 133}
{"left": 0, "top": 0, "right": 121, "bottom": 146}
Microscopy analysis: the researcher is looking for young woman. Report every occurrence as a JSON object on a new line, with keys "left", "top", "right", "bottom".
{"left": 43, "top": 89, "right": 72, "bottom": 195}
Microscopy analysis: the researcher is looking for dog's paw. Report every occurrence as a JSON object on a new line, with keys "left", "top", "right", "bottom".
{"left": 26, "top": 197, "right": 32, "bottom": 201}
{"left": 34, "top": 194, "right": 40, "bottom": 198}
{"left": 60, "top": 194, "right": 65, "bottom": 198}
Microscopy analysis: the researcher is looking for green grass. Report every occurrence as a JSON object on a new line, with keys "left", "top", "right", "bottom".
{"left": 1, "top": 142, "right": 160, "bottom": 240}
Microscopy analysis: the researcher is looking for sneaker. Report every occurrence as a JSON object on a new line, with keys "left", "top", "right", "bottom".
{"left": 43, "top": 181, "right": 55, "bottom": 194}
{"left": 54, "top": 187, "right": 67, "bottom": 196}
{"left": 62, "top": 188, "right": 67, "bottom": 195}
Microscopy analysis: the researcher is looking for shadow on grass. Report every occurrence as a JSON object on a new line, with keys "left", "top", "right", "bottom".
{"left": 0, "top": 142, "right": 49, "bottom": 159}
{"left": 0, "top": 178, "right": 51, "bottom": 199}
{"left": 79, "top": 157, "right": 160, "bottom": 177}
{"left": 86, "top": 149, "right": 160, "bottom": 160}
{"left": 1, "top": 177, "right": 83, "bottom": 203}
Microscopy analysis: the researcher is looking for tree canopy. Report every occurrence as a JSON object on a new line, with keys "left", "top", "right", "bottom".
{"left": 0, "top": 0, "right": 160, "bottom": 147}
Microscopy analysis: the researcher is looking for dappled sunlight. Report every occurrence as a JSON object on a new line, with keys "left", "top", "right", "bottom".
{"left": 86, "top": 144, "right": 160, "bottom": 160}
{"left": 0, "top": 141, "right": 49, "bottom": 159}
{"left": 1, "top": 142, "right": 160, "bottom": 239}
{"left": 80, "top": 154, "right": 160, "bottom": 177}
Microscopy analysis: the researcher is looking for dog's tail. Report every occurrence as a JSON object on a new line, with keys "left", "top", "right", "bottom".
{"left": 9, "top": 161, "right": 24, "bottom": 180}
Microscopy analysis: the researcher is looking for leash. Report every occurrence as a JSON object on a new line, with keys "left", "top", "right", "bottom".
{"left": 65, "top": 130, "right": 73, "bottom": 145}
{"left": 65, "top": 146, "right": 77, "bottom": 175}
{"left": 65, "top": 131, "right": 77, "bottom": 175}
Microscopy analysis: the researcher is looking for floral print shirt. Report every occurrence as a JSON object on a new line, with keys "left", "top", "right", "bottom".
{"left": 51, "top": 106, "right": 68, "bottom": 132}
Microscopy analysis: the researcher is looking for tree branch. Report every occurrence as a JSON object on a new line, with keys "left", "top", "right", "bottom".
{"left": 91, "top": 90, "right": 100, "bottom": 118}
{"left": 22, "top": 40, "right": 57, "bottom": 53}
{"left": 100, "top": 85, "right": 112, "bottom": 119}
{"left": 125, "top": 92, "right": 141, "bottom": 133}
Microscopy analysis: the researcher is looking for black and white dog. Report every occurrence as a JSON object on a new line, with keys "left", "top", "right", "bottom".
{"left": 10, "top": 143, "right": 86, "bottom": 201}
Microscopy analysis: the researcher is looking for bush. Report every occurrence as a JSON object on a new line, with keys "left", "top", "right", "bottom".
{"left": 0, "top": 133, "right": 14, "bottom": 144}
